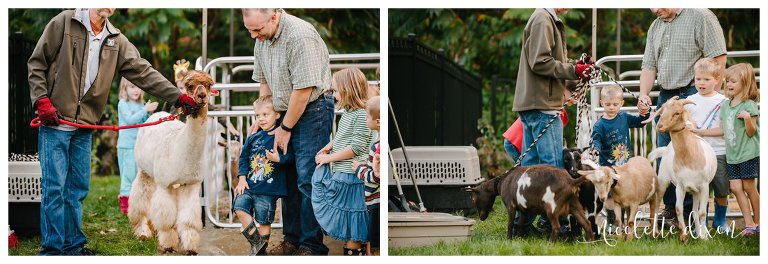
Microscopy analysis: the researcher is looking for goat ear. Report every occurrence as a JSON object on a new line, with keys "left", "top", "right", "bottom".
{"left": 581, "top": 159, "right": 600, "bottom": 170}
{"left": 577, "top": 170, "right": 593, "bottom": 179}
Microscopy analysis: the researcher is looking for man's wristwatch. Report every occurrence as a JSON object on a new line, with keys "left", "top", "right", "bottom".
{"left": 280, "top": 123, "right": 293, "bottom": 132}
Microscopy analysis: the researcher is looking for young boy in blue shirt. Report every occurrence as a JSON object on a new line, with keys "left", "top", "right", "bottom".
{"left": 591, "top": 85, "right": 650, "bottom": 166}
{"left": 234, "top": 95, "right": 292, "bottom": 255}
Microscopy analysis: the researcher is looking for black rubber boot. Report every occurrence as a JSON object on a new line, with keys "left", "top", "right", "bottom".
{"left": 241, "top": 221, "right": 262, "bottom": 256}
{"left": 255, "top": 235, "right": 270, "bottom": 255}
{"left": 343, "top": 247, "right": 365, "bottom": 256}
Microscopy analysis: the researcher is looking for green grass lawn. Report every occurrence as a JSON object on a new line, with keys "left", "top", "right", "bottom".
{"left": 9, "top": 175, "right": 158, "bottom": 256}
{"left": 389, "top": 198, "right": 760, "bottom": 256}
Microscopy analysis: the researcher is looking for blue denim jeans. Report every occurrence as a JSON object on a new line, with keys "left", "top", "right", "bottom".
{"left": 38, "top": 126, "right": 92, "bottom": 255}
{"left": 519, "top": 110, "right": 564, "bottom": 168}
{"left": 503, "top": 139, "right": 520, "bottom": 164}
{"left": 233, "top": 193, "right": 278, "bottom": 225}
{"left": 281, "top": 94, "right": 334, "bottom": 255}
{"left": 656, "top": 86, "right": 696, "bottom": 212}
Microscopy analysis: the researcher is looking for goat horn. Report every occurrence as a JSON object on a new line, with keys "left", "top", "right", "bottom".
{"left": 641, "top": 104, "right": 664, "bottom": 124}
{"left": 463, "top": 186, "right": 474, "bottom": 192}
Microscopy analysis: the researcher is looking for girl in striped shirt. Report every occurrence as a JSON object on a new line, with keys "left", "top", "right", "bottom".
{"left": 311, "top": 67, "right": 374, "bottom": 255}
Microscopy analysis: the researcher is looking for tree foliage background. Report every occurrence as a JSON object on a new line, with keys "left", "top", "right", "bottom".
{"left": 390, "top": 8, "right": 759, "bottom": 175}
{"left": 9, "top": 8, "right": 380, "bottom": 175}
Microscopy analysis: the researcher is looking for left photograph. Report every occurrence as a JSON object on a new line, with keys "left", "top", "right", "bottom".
{"left": 8, "top": 8, "right": 381, "bottom": 256}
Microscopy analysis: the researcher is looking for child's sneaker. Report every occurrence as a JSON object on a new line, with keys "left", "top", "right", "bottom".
{"left": 118, "top": 195, "right": 129, "bottom": 215}
{"left": 738, "top": 226, "right": 758, "bottom": 237}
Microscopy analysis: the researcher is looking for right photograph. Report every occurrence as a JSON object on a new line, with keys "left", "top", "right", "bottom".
{"left": 387, "top": 8, "right": 760, "bottom": 255}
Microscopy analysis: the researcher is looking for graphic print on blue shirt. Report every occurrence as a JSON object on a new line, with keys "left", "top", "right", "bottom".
{"left": 592, "top": 112, "right": 648, "bottom": 166}
{"left": 250, "top": 152, "right": 273, "bottom": 183}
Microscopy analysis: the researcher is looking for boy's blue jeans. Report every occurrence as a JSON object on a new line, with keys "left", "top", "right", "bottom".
{"left": 656, "top": 86, "right": 697, "bottom": 214}
{"left": 38, "top": 126, "right": 92, "bottom": 255}
{"left": 281, "top": 94, "right": 334, "bottom": 255}
{"left": 518, "top": 110, "right": 564, "bottom": 233}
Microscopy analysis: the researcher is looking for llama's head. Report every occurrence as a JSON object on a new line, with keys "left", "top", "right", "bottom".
{"left": 181, "top": 70, "right": 215, "bottom": 119}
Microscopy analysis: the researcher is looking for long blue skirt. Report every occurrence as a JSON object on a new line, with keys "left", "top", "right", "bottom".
{"left": 311, "top": 164, "right": 369, "bottom": 242}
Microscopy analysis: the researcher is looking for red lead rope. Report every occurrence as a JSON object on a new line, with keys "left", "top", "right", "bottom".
{"left": 30, "top": 114, "right": 178, "bottom": 131}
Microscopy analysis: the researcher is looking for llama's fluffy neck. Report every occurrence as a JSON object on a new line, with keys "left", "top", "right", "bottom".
{"left": 176, "top": 106, "right": 208, "bottom": 159}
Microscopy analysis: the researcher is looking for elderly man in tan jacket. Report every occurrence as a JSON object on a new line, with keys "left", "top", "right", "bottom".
{"left": 27, "top": 8, "right": 199, "bottom": 255}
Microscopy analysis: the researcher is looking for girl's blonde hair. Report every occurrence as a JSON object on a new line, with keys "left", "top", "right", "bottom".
{"left": 118, "top": 77, "right": 144, "bottom": 102}
{"left": 332, "top": 67, "right": 369, "bottom": 111}
{"left": 725, "top": 63, "right": 759, "bottom": 102}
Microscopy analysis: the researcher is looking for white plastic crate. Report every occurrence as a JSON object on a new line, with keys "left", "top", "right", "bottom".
{"left": 8, "top": 162, "right": 43, "bottom": 202}
{"left": 389, "top": 146, "right": 482, "bottom": 186}
{"left": 388, "top": 212, "right": 475, "bottom": 248}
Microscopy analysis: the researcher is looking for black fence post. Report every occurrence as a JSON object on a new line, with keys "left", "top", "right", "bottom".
{"left": 9, "top": 33, "right": 38, "bottom": 155}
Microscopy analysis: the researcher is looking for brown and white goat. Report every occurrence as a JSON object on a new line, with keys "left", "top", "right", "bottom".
{"left": 129, "top": 70, "right": 214, "bottom": 255}
{"left": 466, "top": 165, "right": 594, "bottom": 242}
{"left": 577, "top": 157, "right": 660, "bottom": 240}
{"left": 644, "top": 96, "right": 717, "bottom": 242}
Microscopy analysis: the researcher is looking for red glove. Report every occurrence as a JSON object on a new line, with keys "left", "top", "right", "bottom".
{"left": 174, "top": 94, "right": 199, "bottom": 115}
{"left": 575, "top": 62, "right": 595, "bottom": 81}
{"left": 35, "top": 97, "right": 61, "bottom": 126}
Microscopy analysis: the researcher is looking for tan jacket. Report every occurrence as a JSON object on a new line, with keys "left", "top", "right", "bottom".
{"left": 513, "top": 9, "right": 578, "bottom": 112}
{"left": 28, "top": 9, "right": 181, "bottom": 125}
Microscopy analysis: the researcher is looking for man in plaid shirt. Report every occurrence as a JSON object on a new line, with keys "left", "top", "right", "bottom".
{"left": 243, "top": 8, "right": 334, "bottom": 256}
{"left": 637, "top": 8, "right": 727, "bottom": 226}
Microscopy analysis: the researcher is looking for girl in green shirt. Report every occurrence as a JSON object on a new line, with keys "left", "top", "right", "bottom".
{"left": 722, "top": 63, "right": 760, "bottom": 236}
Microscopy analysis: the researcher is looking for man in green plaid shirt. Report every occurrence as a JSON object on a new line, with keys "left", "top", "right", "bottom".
{"left": 243, "top": 8, "right": 334, "bottom": 256}
{"left": 637, "top": 8, "right": 727, "bottom": 226}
